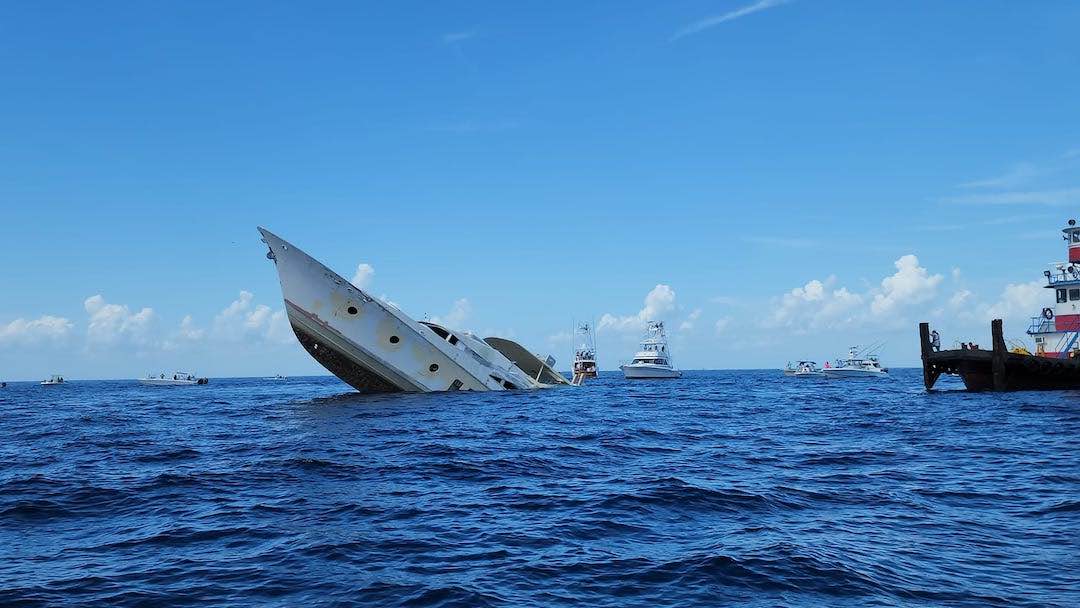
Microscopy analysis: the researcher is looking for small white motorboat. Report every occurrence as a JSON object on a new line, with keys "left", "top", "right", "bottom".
{"left": 822, "top": 347, "right": 889, "bottom": 379}
{"left": 621, "top": 321, "right": 682, "bottom": 379}
{"left": 41, "top": 374, "right": 65, "bottom": 386}
{"left": 139, "top": 372, "right": 208, "bottom": 386}
{"left": 790, "top": 361, "right": 825, "bottom": 377}
{"left": 265, "top": 374, "right": 288, "bottom": 380}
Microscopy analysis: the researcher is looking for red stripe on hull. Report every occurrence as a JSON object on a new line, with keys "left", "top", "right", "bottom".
{"left": 1056, "top": 315, "right": 1080, "bottom": 331}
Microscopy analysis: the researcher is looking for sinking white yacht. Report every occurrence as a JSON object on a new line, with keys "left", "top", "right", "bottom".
{"left": 258, "top": 227, "right": 572, "bottom": 394}
{"left": 620, "top": 321, "right": 682, "bottom": 379}
{"left": 139, "top": 372, "right": 208, "bottom": 386}
{"left": 823, "top": 347, "right": 889, "bottom": 378}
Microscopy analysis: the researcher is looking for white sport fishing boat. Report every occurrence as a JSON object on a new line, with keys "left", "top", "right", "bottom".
{"left": 571, "top": 322, "right": 598, "bottom": 385}
{"left": 258, "top": 227, "right": 572, "bottom": 394}
{"left": 620, "top": 321, "right": 682, "bottom": 379}
{"left": 139, "top": 372, "right": 208, "bottom": 386}
{"left": 823, "top": 346, "right": 889, "bottom": 378}
{"left": 41, "top": 374, "right": 65, "bottom": 386}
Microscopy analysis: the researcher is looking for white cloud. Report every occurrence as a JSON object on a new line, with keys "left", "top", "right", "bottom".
{"left": 428, "top": 120, "right": 520, "bottom": 135}
{"left": 443, "top": 30, "right": 476, "bottom": 44}
{"left": 743, "top": 235, "right": 818, "bottom": 248}
{"left": 766, "top": 277, "right": 864, "bottom": 331}
{"left": 266, "top": 310, "right": 293, "bottom": 344}
{"left": 766, "top": 254, "right": 942, "bottom": 332}
{"left": 161, "top": 314, "right": 207, "bottom": 351}
{"left": 84, "top": 295, "right": 155, "bottom": 347}
{"left": 599, "top": 284, "right": 677, "bottom": 332}
{"left": 870, "top": 255, "right": 944, "bottom": 315}
{"left": 672, "top": 0, "right": 792, "bottom": 41}
{"left": 942, "top": 187, "right": 1080, "bottom": 206}
{"left": 949, "top": 290, "right": 972, "bottom": 309}
{"left": 715, "top": 317, "right": 732, "bottom": 334}
{"left": 430, "top": 298, "right": 471, "bottom": 329}
{"left": 351, "top": 263, "right": 375, "bottom": 289}
{"left": 0, "top": 315, "right": 73, "bottom": 346}
{"left": 679, "top": 308, "right": 703, "bottom": 331}
{"left": 213, "top": 291, "right": 292, "bottom": 344}
{"left": 979, "top": 281, "right": 1044, "bottom": 324}
{"left": 177, "top": 315, "right": 204, "bottom": 341}
{"left": 960, "top": 162, "right": 1041, "bottom": 189}
{"left": 547, "top": 330, "right": 573, "bottom": 346}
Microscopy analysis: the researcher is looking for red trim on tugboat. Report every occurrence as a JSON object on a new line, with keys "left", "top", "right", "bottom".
{"left": 1070, "top": 245, "right": 1080, "bottom": 263}
{"left": 1055, "top": 314, "right": 1080, "bottom": 331}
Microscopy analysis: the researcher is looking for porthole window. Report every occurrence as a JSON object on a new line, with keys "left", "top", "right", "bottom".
{"left": 347, "top": 306, "right": 358, "bottom": 315}
{"left": 389, "top": 335, "right": 400, "bottom": 344}
{"left": 429, "top": 363, "right": 439, "bottom": 373}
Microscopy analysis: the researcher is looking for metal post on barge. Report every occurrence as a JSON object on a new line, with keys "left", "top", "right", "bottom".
{"left": 991, "top": 319, "right": 1008, "bottom": 391}
{"left": 919, "top": 322, "right": 940, "bottom": 390}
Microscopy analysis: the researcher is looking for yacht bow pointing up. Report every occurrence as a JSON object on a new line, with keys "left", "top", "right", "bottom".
{"left": 258, "top": 227, "right": 572, "bottom": 394}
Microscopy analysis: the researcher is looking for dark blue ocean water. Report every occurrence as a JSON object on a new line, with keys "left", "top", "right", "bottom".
{"left": 1, "top": 370, "right": 1078, "bottom": 607}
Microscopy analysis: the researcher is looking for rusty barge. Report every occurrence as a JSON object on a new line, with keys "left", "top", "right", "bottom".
{"left": 921, "top": 217, "right": 1080, "bottom": 392}
{"left": 920, "top": 320, "right": 1080, "bottom": 391}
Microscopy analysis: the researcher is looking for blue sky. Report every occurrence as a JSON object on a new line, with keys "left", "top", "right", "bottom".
{"left": 2, "top": 1, "right": 1079, "bottom": 379}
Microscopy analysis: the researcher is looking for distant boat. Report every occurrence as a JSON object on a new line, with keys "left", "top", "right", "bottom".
{"left": 823, "top": 347, "right": 889, "bottom": 378}
{"left": 785, "top": 361, "right": 825, "bottom": 377}
{"left": 139, "top": 372, "right": 208, "bottom": 386}
{"left": 41, "top": 375, "right": 65, "bottom": 386}
{"left": 571, "top": 322, "right": 598, "bottom": 385}
{"left": 620, "top": 321, "right": 682, "bottom": 379}
{"left": 265, "top": 374, "right": 287, "bottom": 380}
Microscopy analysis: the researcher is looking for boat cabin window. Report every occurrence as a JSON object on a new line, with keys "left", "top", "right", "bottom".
{"left": 1072, "top": 231, "right": 1080, "bottom": 243}
{"left": 1070, "top": 288, "right": 1080, "bottom": 301}
{"left": 1058, "top": 289, "right": 1068, "bottom": 303}
{"left": 656, "top": 359, "right": 667, "bottom": 365}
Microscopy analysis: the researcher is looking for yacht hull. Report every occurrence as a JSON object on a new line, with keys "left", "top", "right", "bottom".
{"left": 620, "top": 364, "right": 682, "bottom": 379}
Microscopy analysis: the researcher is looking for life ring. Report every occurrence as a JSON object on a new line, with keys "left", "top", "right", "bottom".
{"left": 1043, "top": 307, "right": 1054, "bottom": 320}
